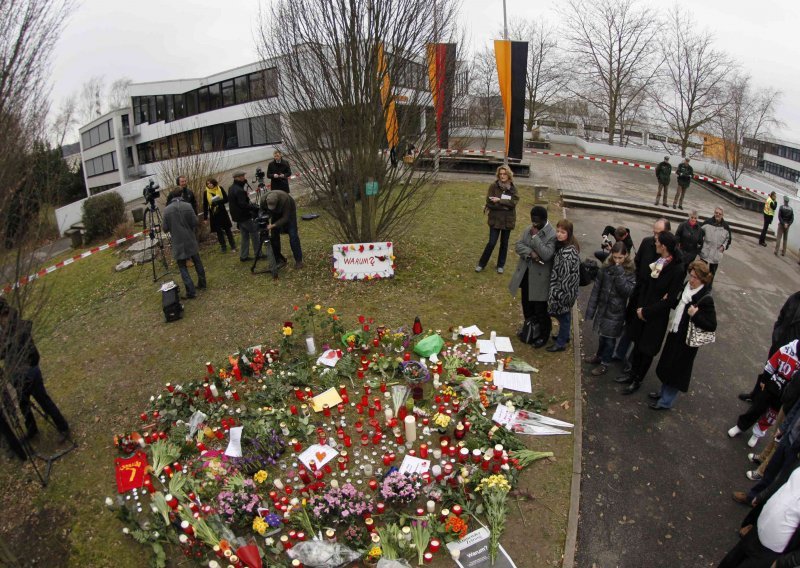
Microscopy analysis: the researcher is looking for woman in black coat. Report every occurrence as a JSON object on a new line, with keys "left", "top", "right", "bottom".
{"left": 203, "top": 178, "right": 236, "bottom": 253}
{"left": 650, "top": 260, "right": 717, "bottom": 409}
{"left": 618, "top": 231, "right": 685, "bottom": 395}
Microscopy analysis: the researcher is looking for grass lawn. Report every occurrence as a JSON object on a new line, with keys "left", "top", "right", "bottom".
{"left": 0, "top": 181, "right": 574, "bottom": 567}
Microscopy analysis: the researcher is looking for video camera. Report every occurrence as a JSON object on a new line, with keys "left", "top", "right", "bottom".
{"left": 254, "top": 168, "right": 266, "bottom": 184}
{"left": 256, "top": 211, "right": 271, "bottom": 231}
{"left": 142, "top": 179, "right": 161, "bottom": 204}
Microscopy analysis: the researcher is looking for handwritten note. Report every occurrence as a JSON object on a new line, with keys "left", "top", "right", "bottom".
{"left": 398, "top": 455, "right": 431, "bottom": 475}
{"left": 491, "top": 405, "right": 516, "bottom": 427}
{"left": 492, "top": 371, "right": 532, "bottom": 393}
{"left": 493, "top": 336, "right": 514, "bottom": 352}
{"left": 298, "top": 444, "right": 338, "bottom": 469}
{"left": 478, "top": 340, "right": 497, "bottom": 354}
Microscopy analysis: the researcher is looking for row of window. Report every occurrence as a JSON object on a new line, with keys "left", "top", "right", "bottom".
{"left": 136, "top": 114, "right": 281, "bottom": 165}
{"left": 132, "top": 69, "right": 277, "bottom": 126}
{"left": 763, "top": 142, "right": 800, "bottom": 164}
{"left": 763, "top": 160, "right": 800, "bottom": 183}
{"left": 85, "top": 151, "right": 118, "bottom": 178}
{"left": 81, "top": 119, "right": 114, "bottom": 150}
{"left": 88, "top": 182, "right": 121, "bottom": 196}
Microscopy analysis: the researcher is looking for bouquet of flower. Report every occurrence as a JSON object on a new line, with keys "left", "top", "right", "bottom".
{"left": 399, "top": 360, "right": 430, "bottom": 385}
{"left": 216, "top": 479, "right": 262, "bottom": 528}
{"left": 476, "top": 474, "right": 511, "bottom": 564}
{"left": 380, "top": 471, "right": 418, "bottom": 504}
{"left": 443, "top": 514, "right": 469, "bottom": 541}
{"left": 381, "top": 328, "right": 408, "bottom": 352}
{"left": 309, "top": 482, "right": 374, "bottom": 524}
{"left": 409, "top": 516, "right": 431, "bottom": 565}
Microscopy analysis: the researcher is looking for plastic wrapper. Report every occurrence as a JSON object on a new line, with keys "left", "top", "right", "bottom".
{"left": 286, "top": 540, "right": 362, "bottom": 568}
{"left": 413, "top": 334, "right": 444, "bottom": 357}
{"left": 377, "top": 559, "right": 412, "bottom": 568}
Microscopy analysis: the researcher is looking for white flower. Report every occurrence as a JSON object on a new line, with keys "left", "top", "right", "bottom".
{"left": 149, "top": 396, "right": 155, "bottom": 402}
{"left": 122, "top": 527, "right": 129, "bottom": 534}
{"left": 104, "top": 497, "right": 114, "bottom": 507}
{"left": 265, "top": 537, "right": 275, "bottom": 546}
{"left": 179, "top": 534, "right": 189, "bottom": 544}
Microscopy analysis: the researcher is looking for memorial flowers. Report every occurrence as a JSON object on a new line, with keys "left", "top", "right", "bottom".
{"left": 309, "top": 482, "right": 374, "bottom": 524}
{"left": 380, "top": 471, "right": 418, "bottom": 504}
{"left": 476, "top": 474, "right": 511, "bottom": 564}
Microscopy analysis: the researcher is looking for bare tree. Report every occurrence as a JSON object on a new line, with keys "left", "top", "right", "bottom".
{"left": 506, "top": 19, "right": 567, "bottom": 132}
{"left": 715, "top": 75, "right": 780, "bottom": 183}
{"left": 468, "top": 48, "right": 501, "bottom": 151}
{"left": 77, "top": 75, "right": 105, "bottom": 126}
{"left": 52, "top": 94, "right": 78, "bottom": 147}
{"left": 155, "top": 151, "right": 229, "bottom": 211}
{"left": 560, "top": 0, "right": 662, "bottom": 145}
{"left": 255, "top": 0, "right": 461, "bottom": 243}
{"left": 653, "top": 9, "right": 732, "bottom": 156}
{"left": 0, "top": 0, "right": 74, "bottom": 496}
{"left": 107, "top": 77, "right": 133, "bottom": 110}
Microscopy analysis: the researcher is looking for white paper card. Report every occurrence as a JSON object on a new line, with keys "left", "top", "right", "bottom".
{"left": 460, "top": 325, "right": 483, "bottom": 337}
{"left": 398, "top": 454, "right": 431, "bottom": 475}
{"left": 516, "top": 410, "right": 574, "bottom": 429}
{"left": 493, "top": 336, "right": 514, "bottom": 352}
{"left": 298, "top": 444, "right": 338, "bottom": 469}
{"left": 224, "top": 426, "right": 243, "bottom": 457}
{"left": 316, "top": 349, "right": 341, "bottom": 367}
{"left": 447, "top": 528, "right": 518, "bottom": 568}
{"left": 493, "top": 371, "right": 532, "bottom": 393}
{"left": 491, "top": 405, "right": 516, "bottom": 426}
{"left": 477, "top": 353, "right": 496, "bottom": 363}
{"left": 477, "top": 340, "right": 497, "bottom": 354}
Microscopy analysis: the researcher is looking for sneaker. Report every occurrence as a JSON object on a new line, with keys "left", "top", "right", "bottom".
{"left": 497, "top": 267, "right": 504, "bottom": 274}
{"left": 590, "top": 364, "right": 608, "bottom": 376}
{"left": 746, "top": 470, "right": 763, "bottom": 481}
{"left": 747, "top": 453, "right": 763, "bottom": 465}
{"left": 732, "top": 491, "right": 750, "bottom": 505}
{"left": 728, "top": 425, "right": 742, "bottom": 438}
{"left": 747, "top": 434, "right": 759, "bottom": 448}
{"left": 475, "top": 265, "right": 483, "bottom": 272}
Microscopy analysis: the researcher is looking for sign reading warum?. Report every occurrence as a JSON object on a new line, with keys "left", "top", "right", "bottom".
{"left": 332, "top": 242, "right": 395, "bottom": 281}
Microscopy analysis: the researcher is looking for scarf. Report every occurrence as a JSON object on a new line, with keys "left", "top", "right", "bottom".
{"left": 205, "top": 186, "right": 224, "bottom": 209}
{"left": 497, "top": 180, "right": 512, "bottom": 192}
{"left": 669, "top": 282, "right": 704, "bottom": 333}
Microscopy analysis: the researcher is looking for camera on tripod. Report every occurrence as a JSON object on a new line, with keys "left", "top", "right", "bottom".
{"left": 253, "top": 168, "right": 266, "bottom": 185}
{"left": 142, "top": 179, "right": 161, "bottom": 205}
{"left": 256, "top": 211, "right": 271, "bottom": 232}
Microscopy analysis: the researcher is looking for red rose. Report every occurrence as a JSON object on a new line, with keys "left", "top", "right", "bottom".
{"left": 358, "top": 315, "right": 366, "bottom": 324}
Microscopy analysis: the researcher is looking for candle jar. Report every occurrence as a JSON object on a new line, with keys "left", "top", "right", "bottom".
{"left": 368, "top": 479, "right": 379, "bottom": 491}
{"left": 323, "top": 404, "right": 331, "bottom": 417}
{"left": 376, "top": 502, "right": 385, "bottom": 514}
{"left": 472, "top": 448, "right": 482, "bottom": 463}
{"left": 432, "top": 448, "right": 442, "bottom": 460}
{"left": 458, "top": 448, "right": 469, "bottom": 462}
{"left": 452, "top": 504, "right": 463, "bottom": 516}
{"left": 429, "top": 539, "right": 441, "bottom": 553}
{"left": 419, "top": 444, "right": 429, "bottom": 459}
{"left": 424, "top": 553, "right": 433, "bottom": 564}
{"left": 291, "top": 439, "right": 302, "bottom": 452}
{"left": 426, "top": 499, "right": 436, "bottom": 513}
{"left": 493, "top": 444, "right": 504, "bottom": 459}
{"left": 343, "top": 435, "right": 352, "bottom": 447}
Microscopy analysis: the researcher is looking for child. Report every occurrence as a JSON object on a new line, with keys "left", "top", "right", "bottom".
{"left": 584, "top": 241, "right": 636, "bottom": 375}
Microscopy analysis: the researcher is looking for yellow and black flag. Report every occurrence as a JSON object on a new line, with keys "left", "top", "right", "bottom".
{"left": 494, "top": 40, "right": 528, "bottom": 160}
{"left": 377, "top": 43, "right": 399, "bottom": 152}
{"left": 427, "top": 42, "right": 457, "bottom": 149}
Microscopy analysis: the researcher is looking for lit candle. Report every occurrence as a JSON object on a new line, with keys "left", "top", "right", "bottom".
{"left": 384, "top": 408, "right": 394, "bottom": 422}
{"left": 404, "top": 415, "right": 417, "bottom": 443}
{"left": 205, "top": 362, "right": 214, "bottom": 375}
{"left": 424, "top": 552, "right": 433, "bottom": 563}
{"left": 432, "top": 448, "right": 442, "bottom": 460}
{"left": 419, "top": 443, "right": 429, "bottom": 459}
{"left": 426, "top": 499, "right": 436, "bottom": 513}
{"left": 429, "top": 539, "right": 441, "bottom": 553}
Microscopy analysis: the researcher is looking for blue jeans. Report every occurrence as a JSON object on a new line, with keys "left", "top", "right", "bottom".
{"left": 554, "top": 312, "right": 571, "bottom": 347}
{"left": 270, "top": 221, "right": 303, "bottom": 263}
{"left": 177, "top": 254, "right": 206, "bottom": 296}
{"left": 656, "top": 384, "right": 680, "bottom": 408}
{"left": 478, "top": 228, "right": 511, "bottom": 269}
{"left": 596, "top": 336, "right": 616, "bottom": 365}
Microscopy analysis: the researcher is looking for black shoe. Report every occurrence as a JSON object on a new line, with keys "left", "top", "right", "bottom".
{"left": 648, "top": 402, "right": 670, "bottom": 410}
{"left": 738, "top": 392, "right": 753, "bottom": 403}
{"left": 621, "top": 381, "right": 641, "bottom": 395}
{"left": 240, "top": 257, "right": 254, "bottom": 262}
{"left": 759, "top": 242, "right": 768, "bottom": 247}
{"left": 647, "top": 392, "right": 660, "bottom": 400}
{"left": 546, "top": 344, "right": 566, "bottom": 352}
{"left": 614, "top": 374, "right": 633, "bottom": 384}
{"left": 197, "top": 280, "right": 207, "bottom": 290}
{"left": 275, "top": 260, "right": 288, "bottom": 270}
{"left": 532, "top": 338, "right": 547, "bottom": 348}
{"left": 183, "top": 294, "right": 197, "bottom": 300}
{"left": 678, "top": 206, "right": 684, "bottom": 210}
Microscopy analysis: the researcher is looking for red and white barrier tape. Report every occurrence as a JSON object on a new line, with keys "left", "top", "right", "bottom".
{"left": 2, "top": 231, "right": 146, "bottom": 294}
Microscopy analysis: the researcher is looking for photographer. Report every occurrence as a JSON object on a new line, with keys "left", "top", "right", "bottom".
{"left": 228, "top": 172, "right": 259, "bottom": 262}
{"left": 261, "top": 190, "right": 303, "bottom": 269}
{"left": 267, "top": 150, "right": 292, "bottom": 193}
{"left": 594, "top": 225, "right": 634, "bottom": 263}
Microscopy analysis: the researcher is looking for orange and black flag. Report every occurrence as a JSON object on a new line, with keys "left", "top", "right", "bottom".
{"left": 427, "top": 43, "right": 457, "bottom": 149}
{"left": 377, "top": 43, "right": 399, "bottom": 152}
{"left": 494, "top": 40, "right": 528, "bottom": 160}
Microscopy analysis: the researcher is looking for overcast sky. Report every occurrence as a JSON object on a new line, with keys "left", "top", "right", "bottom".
{"left": 51, "top": 0, "right": 800, "bottom": 143}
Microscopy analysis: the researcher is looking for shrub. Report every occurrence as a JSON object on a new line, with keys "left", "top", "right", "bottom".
{"left": 112, "top": 220, "right": 136, "bottom": 241}
{"left": 82, "top": 193, "right": 125, "bottom": 241}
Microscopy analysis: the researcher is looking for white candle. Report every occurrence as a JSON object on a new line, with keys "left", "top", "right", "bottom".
{"left": 305, "top": 336, "right": 317, "bottom": 355}
{"left": 426, "top": 499, "right": 436, "bottom": 513}
{"left": 330, "top": 479, "right": 339, "bottom": 488}
{"left": 273, "top": 478, "right": 284, "bottom": 490}
{"left": 490, "top": 330, "right": 497, "bottom": 342}
{"left": 209, "top": 384, "right": 219, "bottom": 398}
{"left": 384, "top": 408, "right": 394, "bottom": 422}
{"left": 404, "top": 415, "right": 417, "bottom": 443}
{"left": 432, "top": 448, "right": 442, "bottom": 460}
{"left": 431, "top": 465, "right": 442, "bottom": 477}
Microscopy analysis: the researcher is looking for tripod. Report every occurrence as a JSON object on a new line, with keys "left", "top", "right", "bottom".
{"left": 251, "top": 227, "right": 281, "bottom": 278}
{"left": 142, "top": 199, "right": 170, "bottom": 282}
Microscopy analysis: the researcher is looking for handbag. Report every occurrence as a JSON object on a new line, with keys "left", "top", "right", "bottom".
{"left": 518, "top": 318, "right": 542, "bottom": 345}
{"left": 686, "top": 320, "right": 715, "bottom": 347}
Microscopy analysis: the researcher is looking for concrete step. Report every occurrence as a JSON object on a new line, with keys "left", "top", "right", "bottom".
{"left": 561, "top": 191, "right": 775, "bottom": 241}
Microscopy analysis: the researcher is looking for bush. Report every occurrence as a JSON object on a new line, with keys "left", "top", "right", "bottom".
{"left": 82, "top": 193, "right": 125, "bottom": 241}
{"left": 112, "top": 220, "right": 136, "bottom": 242}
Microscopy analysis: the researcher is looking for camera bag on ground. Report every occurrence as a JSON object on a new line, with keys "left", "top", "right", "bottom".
{"left": 579, "top": 258, "right": 599, "bottom": 286}
{"left": 161, "top": 281, "right": 183, "bottom": 322}
{"left": 517, "top": 318, "right": 542, "bottom": 344}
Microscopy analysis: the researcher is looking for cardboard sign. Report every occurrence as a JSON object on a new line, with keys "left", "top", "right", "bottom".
{"left": 447, "top": 528, "right": 517, "bottom": 568}
{"left": 114, "top": 451, "right": 149, "bottom": 493}
{"left": 332, "top": 242, "right": 394, "bottom": 281}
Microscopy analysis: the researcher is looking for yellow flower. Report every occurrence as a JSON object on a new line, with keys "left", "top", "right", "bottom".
{"left": 433, "top": 413, "right": 451, "bottom": 428}
{"left": 368, "top": 546, "right": 382, "bottom": 559}
{"left": 314, "top": 304, "right": 321, "bottom": 310}
{"left": 253, "top": 470, "right": 268, "bottom": 484}
{"left": 476, "top": 474, "right": 511, "bottom": 493}
{"left": 283, "top": 326, "right": 293, "bottom": 336}
{"left": 327, "top": 307, "right": 336, "bottom": 315}
{"left": 252, "top": 516, "right": 267, "bottom": 535}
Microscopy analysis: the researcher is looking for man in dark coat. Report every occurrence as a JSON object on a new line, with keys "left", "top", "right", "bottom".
{"left": 163, "top": 188, "right": 206, "bottom": 298}
{"left": 262, "top": 189, "right": 303, "bottom": 269}
{"left": 775, "top": 195, "right": 795, "bottom": 256}
{"left": 172, "top": 175, "right": 198, "bottom": 214}
{"left": 655, "top": 156, "right": 671, "bottom": 206}
{"left": 675, "top": 210, "right": 704, "bottom": 268}
{"left": 674, "top": 157, "right": 693, "bottom": 210}
{"left": 228, "top": 172, "right": 259, "bottom": 262}
{"left": 266, "top": 150, "right": 292, "bottom": 193}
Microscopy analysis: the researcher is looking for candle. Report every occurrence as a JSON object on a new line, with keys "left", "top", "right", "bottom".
{"left": 280, "top": 535, "right": 292, "bottom": 550}
{"left": 376, "top": 502, "right": 385, "bottom": 514}
{"left": 368, "top": 407, "right": 375, "bottom": 418}
{"left": 326, "top": 529, "right": 337, "bottom": 541}
{"left": 384, "top": 408, "right": 394, "bottom": 422}
{"left": 459, "top": 447, "right": 469, "bottom": 462}
{"left": 426, "top": 499, "right": 436, "bottom": 513}
{"left": 493, "top": 444, "right": 504, "bottom": 459}
{"left": 165, "top": 494, "right": 178, "bottom": 509}
{"left": 454, "top": 422, "right": 466, "bottom": 440}
{"left": 404, "top": 415, "right": 417, "bottom": 443}
{"left": 209, "top": 384, "right": 219, "bottom": 398}
{"left": 306, "top": 336, "right": 317, "bottom": 355}
{"left": 274, "top": 478, "right": 284, "bottom": 490}
{"left": 429, "top": 539, "right": 441, "bottom": 553}
{"left": 380, "top": 382, "right": 387, "bottom": 393}
{"left": 432, "top": 464, "right": 442, "bottom": 480}
{"left": 280, "top": 422, "right": 290, "bottom": 436}
{"left": 472, "top": 448, "right": 482, "bottom": 463}
{"left": 291, "top": 439, "right": 302, "bottom": 452}
{"left": 432, "top": 448, "right": 442, "bottom": 460}
{"left": 343, "top": 435, "right": 352, "bottom": 447}
{"left": 452, "top": 504, "right": 463, "bottom": 516}
{"left": 205, "top": 362, "right": 214, "bottom": 375}
{"left": 424, "top": 552, "right": 433, "bottom": 564}
{"left": 373, "top": 398, "right": 382, "bottom": 411}
{"left": 419, "top": 443, "right": 429, "bottom": 459}
{"left": 294, "top": 387, "right": 303, "bottom": 400}
{"left": 355, "top": 421, "right": 364, "bottom": 433}
{"left": 323, "top": 404, "right": 331, "bottom": 417}
{"left": 338, "top": 457, "right": 347, "bottom": 471}
{"left": 450, "top": 549, "right": 461, "bottom": 561}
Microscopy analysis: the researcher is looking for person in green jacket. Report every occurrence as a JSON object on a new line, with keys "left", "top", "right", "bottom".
{"left": 655, "top": 156, "right": 671, "bottom": 206}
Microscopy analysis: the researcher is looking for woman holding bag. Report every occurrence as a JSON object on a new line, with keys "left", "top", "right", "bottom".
{"left": 475, "top": 166, "right": 519, "bottom": 274}
{"left": 650, "top": 260, "right": 717, "bottom": 410}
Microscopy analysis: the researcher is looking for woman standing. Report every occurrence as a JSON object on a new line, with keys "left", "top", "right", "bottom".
{"left": 759, "top": 191, "right": 777, "bottom": 246}
{"left": 585, "top": 241, "right": 637, "bottom": 375}
{"left": 203, "top": 178, "right": 236, "bottom": 253}
{"left": 650, "top": 260, "right": 717, "bottom": 409}
{"left": 546, "top": 219, "right": 581, "bottom": 352}
{"left": 618, "top": 231, "right": 685, "bottom": 394}
{"left": 476, "top": 166, "right": 519, "bottom": 274}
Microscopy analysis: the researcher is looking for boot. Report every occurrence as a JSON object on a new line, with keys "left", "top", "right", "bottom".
{"left": 621, "top": 381, "right": 641, "bottom": 395}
